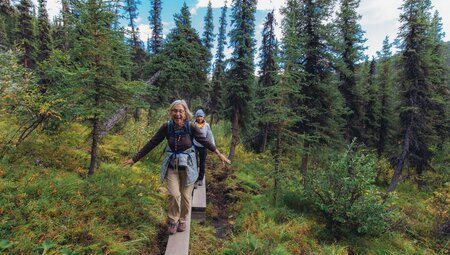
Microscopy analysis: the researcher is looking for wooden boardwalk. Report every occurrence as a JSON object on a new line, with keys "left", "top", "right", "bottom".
{"left": 164, "top": 178, "right": 207, "bottom": 255}
{"left": 192, "top": 178, "right": 206, "bottom": 222}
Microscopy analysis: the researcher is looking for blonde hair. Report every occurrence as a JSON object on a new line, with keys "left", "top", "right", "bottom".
{"left": 168, "top": 99, "right": 193, "bottom": 120}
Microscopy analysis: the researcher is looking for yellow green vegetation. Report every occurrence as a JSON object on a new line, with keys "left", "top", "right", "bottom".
{"left": 1, "top": 115, "right": 448, "bottom": 254}
{"left": 0, "top": 116, "right": 169, "bottom": 254}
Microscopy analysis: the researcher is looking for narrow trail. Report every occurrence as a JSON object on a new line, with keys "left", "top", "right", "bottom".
{"left": 205, "top": 159, "right": 237, "bottom": 239}
{"left": 154, "top": 157, "right": 238, "bottom": 255}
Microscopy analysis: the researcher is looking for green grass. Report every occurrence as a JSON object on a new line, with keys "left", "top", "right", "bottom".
{"left": 0, "top": 114, "right": 447, "bottom": 254}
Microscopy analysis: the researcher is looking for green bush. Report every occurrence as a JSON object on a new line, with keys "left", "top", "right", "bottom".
{"left": 304, "top": 144, "right": 390, "bottom": 237}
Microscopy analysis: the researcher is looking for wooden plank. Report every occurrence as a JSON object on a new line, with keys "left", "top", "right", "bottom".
{"left": 192, "top": 178, "right": 206, "bottom": 222}
{"left": 164, "top": 209, "right": 191, "bottom": 255}
{"left": 192, "top": 178, "right": 206, "bottom": 210}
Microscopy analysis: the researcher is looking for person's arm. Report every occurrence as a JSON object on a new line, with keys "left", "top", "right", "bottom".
{"left": 192, "top": 123, "right": 230, "bottom": 164}
{"left": 123, "top": 123, "right": 167, "bottom": 165}
{"left": 206, "top": 123, "right": 215, "bottom": 146}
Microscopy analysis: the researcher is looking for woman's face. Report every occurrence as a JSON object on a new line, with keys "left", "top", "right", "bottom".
{"left": 171, "top": 104, "right": 186, "bottom": 125}
{"left": 196, "top": 116, "right": 205, "bottom": 123}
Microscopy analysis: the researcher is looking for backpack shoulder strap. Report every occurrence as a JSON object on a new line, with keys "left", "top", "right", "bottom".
{"left": 167, "top": 120, "right": 174, "bottom": 136}
{"left": 185, "top": 120, "right": 194, "bottom": 144}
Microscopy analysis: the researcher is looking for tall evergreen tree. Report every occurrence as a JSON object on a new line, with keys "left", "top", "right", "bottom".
{"left": 123, "top": 0, "right": 146, "bottom": 80}
{"left": 148, "top": 0, "right": 162, "bottom": 54}
{"left": 295, "top": 0, "right": 344, "bottom": 174}
{"left": 334, "top": 0, "right": 367, "bottom": 142}
{"left": 428, "top": 11, "right": 449, "bottom": 145}
{"left": 37, "top": 0, "right": 52, "bottom": 62}
{"left": 0, "top": 0, "right": 17, "bottom": 49}
{"left": 123, "top": 0, "right": 139, "bottom": 47}
{"left": 0, "top": 13, "right": 8, "bottom": 48}
{"left": 16, "top": 0, "right": 37, "bottom": 68}
{"left": 62, "top": 0, "right": 69, "bottom": 51}
{"left": 360, "top": 57, "right": 379, "bottom": 147}
{"left": 209, "top": 0, "right": 227, "bottom": 125}
{"left": 202, "top": 0, "right": 214, "bottom": 72}
{"left": 376, "top": 36, "right": 396, "bottom": 156}
{"left": 51, "top": 0, "right": 134, "bottom": 175}
{"left": 226, "top": 0, "right": 257, "bottom": 160}
{"left": 148, "top": 2, "right": 209, "bottom": 103}
{"left": 388, "top": 0, "right": 441, "bottom": 191}
{"left": 280, "top": 0, "right": 301, "bottom": 75}
{"left": 253, "top": 10, "right": 278, "bottom": 153}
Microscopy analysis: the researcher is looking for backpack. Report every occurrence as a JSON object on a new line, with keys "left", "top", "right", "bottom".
{"left": 167, "top": 120, "right": 193, "bottom": 152}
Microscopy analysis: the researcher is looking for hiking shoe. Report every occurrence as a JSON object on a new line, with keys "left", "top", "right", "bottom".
{"left": 168, "top": 222, "right": 178, "bottom": 235}
{"left": 197, "top": 180, "right": 203, "bottom": 186}
{"left": 177, "top": 222, "right": 186, "bottom": 232}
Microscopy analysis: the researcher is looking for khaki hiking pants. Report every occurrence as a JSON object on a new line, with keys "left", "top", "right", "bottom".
{"left": 166, "top": 167, "right": 194, "bottom": 224}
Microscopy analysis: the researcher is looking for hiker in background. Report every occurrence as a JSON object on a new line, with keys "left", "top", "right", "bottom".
{"left": 122, "top": 100, "right": 230, "bottom": 235}
{"left": 193, "top": 109, "right": 215, "bottom": 188}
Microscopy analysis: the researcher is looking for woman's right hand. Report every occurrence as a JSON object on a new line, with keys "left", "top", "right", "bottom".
{"left": 122, "top": 159, "right": 135, "bottom": 166}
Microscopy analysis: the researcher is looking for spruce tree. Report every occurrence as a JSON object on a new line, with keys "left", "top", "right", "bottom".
{"left": 226, "top": 0, "right": 257, "bottom": 160}
{"left": 334, "top": 0, "right": 367, "bottom": 142}
{"left": 124, "top": 0, "right": 139, "bottom": 47}
{"left": 254, "top": 10, "right": 278, "bottom": 153}
{"left": 62, "top": 0, "right": 69, "bottom": 51}
{"left": 0, "top": 14, "right": 7, "bottom": 48}
{"left": 209, "top": 1, "right": 227, "bottom": 125}
{"left": 202, "top": 0, "right": 214, "bottom": 72}
{"left": 148, "top": 0, "right": 162, "bottom": 54}
{"left": 428, "top": 11, "right": 449, "bottom": 145}
{"left": 360, "top": 57, "right": 380, "bottom": 148}
{"left": 51, "top": 0, "right": 134, "bottom": 175}
{"left": 280, "top": 0, "right": 301, "bottom": 75}
{"left": 0, "top": 0, "right": 17, "bottom": 49}
{"left": 388, "top": 0, "right": 439, "bottom": 191}
{"left": 16, "top": 0, "right": 37, "bottom": 68}
{"left": 123, "top": 0, "right": 146, "bottom": 79}
{"left": 295, "top": 0, "right": 344, "bottom": 174}
{"left": 149, "top": 2, "right": 209, "bottom": 104}
{"left": 37, "top": 0, "right": 52, "bottom": 62}
{"left": 376, "top": 36, "right": 396, "bottom": 156}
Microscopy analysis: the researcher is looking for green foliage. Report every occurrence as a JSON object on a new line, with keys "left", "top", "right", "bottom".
{"left": 148, "top": 0, "right": 163, "bottom": 54}
{"left": 202, "top": 0, "right": 215, "bottom": 72}
{"left": 333, "top": 0, "right": 367, "bottom": 142}
{"left": 0, "top": 123, "right": 166, "bottom": 253}
{"left": 16, "top": 0, "right": 37, "bottom": 68}
{"left": 208, "top": 1, "right": 228, "bottom": 124}
{"left": 37, "top": 0, "right": 52, "bottom": 63}
{"left": 305, "top": 144, "right": 390, "bottom": 236}
{"left": 147, "top": 2, "right": 209, "bottom": 104}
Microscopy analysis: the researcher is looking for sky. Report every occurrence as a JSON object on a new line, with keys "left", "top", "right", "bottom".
{"left": 39, "top": 0, "right": 450, "bottom": 59}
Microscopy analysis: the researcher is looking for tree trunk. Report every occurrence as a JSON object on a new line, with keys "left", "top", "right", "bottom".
{"left": 88, "top": 116, "right": 99, "bottom": 176}
{"left": 387, "top": 124, "right": 411, "bottom": 192}
{"left": 133, "top": 108, "right": 141, "bottom": 121}
{"left": 261, "top": 128, "right": 268, "bottom": 153}
{"left": 228, "top": 108, "right": 240, "bottom": 161}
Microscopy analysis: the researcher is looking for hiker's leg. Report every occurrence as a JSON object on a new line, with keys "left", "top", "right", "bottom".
{"left": 197, "top": 146, "right": 207, "bottom": 181}
{"left": 166, "top": 167, "right": 181, "bottom": 224}
{"left": 179, "top": 170, "right": 194, "bottom": 223}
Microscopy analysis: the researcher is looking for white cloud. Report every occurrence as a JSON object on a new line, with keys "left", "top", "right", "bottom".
{"left": 191, "top": 0, "right": 228, "bottom": 15}
{"left": 358, "top": 0, "right": 450, "bottom": 56}
{"left": 32, "top": 0, "right": 61, "bottom": 19}
{"left": 137, "top": 24, "right": 152, "bottom": 41}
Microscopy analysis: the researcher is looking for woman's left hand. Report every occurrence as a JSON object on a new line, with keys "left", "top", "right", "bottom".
{"left": 218, "top": 153, "right": 231, "bottom": 165}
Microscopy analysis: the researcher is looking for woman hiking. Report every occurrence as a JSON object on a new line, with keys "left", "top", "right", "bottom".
{"left": 193, "top": 109, "right": 215, "bottom": 188}
{"left": 122, "top": 100, "right": 230, "bottom": 235}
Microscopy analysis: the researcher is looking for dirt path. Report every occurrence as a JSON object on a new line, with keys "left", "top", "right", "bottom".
{"left": 205, "top": 159, "right": 238, "bottom": 239}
